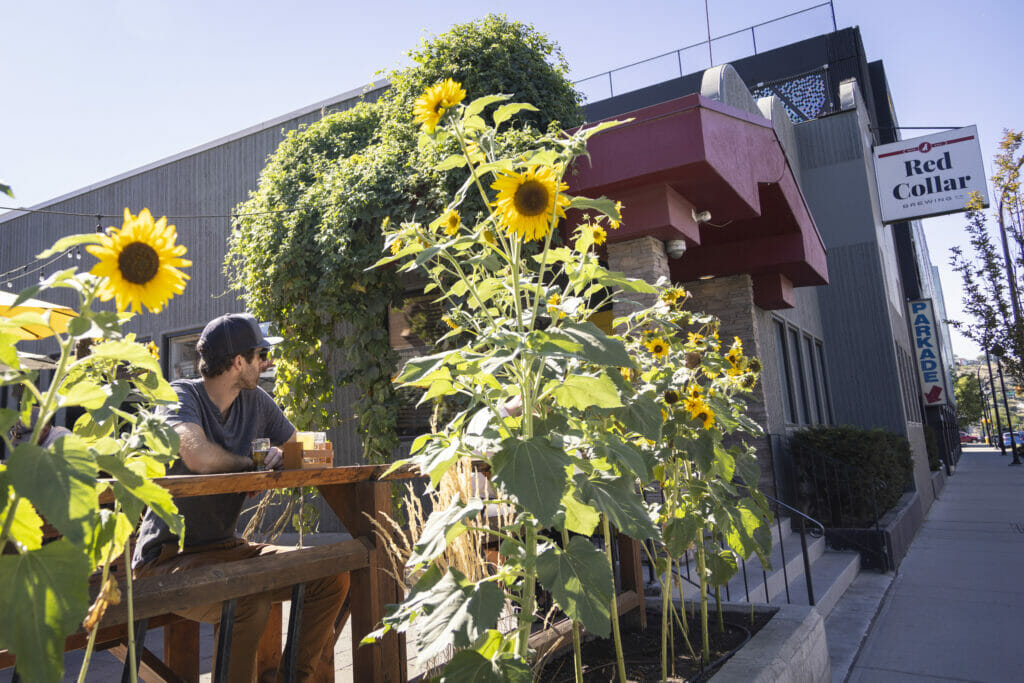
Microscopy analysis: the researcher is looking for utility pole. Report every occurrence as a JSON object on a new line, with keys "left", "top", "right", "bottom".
{"left": 986, "top": 349, "right": 1006, "bottom": 455}
{"left": 993, "top": 345, "right": 1022, "bottom": 465}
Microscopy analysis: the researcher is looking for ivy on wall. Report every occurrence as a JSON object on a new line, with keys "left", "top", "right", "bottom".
{"left": 225, "top": 15, "right": 582, "bottom": 461}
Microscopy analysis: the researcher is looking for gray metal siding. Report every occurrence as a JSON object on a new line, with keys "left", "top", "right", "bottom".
{"left": 1, "top": 86, "right": 386, "bottom": 471}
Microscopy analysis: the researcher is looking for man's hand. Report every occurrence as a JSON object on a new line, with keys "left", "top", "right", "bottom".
{"left": 263, "top": 446, "right": 284, "bottom": 470}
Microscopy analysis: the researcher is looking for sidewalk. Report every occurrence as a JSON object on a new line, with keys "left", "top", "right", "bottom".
{"left": 846, "top": 444, "right": 1024, "bottom": 682}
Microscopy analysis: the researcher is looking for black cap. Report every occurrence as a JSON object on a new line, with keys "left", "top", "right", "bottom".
{"left": 197, "top": 313, "right": 270, "bottom": 359}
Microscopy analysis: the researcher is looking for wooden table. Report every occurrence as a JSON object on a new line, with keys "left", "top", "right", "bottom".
{"left": 99, "top": 463, "right": 415, "bottom": 683}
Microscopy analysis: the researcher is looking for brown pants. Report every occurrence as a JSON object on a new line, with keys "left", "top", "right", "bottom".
{"left": 135, "top": 538, "right": 348, "bottom": 683}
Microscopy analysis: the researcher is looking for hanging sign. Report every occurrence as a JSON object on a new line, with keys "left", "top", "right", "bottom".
{"left": 874, "top": 126, "right": 988, "bottom": 223}
{"left": 908, "top": 299, "right": 947, "bottom": 406}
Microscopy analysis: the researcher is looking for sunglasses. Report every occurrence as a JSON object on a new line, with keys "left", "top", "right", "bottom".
{"left": 259, "top": 348, "right": 269, "bottom": 361}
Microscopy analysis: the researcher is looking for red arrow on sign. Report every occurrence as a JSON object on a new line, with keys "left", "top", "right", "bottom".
{"left": 925, "top": 386, "right": 943, "bottom": 403}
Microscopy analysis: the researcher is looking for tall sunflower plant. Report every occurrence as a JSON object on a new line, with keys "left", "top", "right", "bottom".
{"left": 0, "top": 208, "right": 189, "bottom": 683}
{"left": 367, "top": 80, "right": 772, "bottom": 681}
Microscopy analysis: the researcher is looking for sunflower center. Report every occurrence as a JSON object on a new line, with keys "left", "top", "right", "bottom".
{"left": 118, "top": 241, "right": 160, "bottom": 285}
{"left": 513, "top": 180, "right": 551, "bottom": 217}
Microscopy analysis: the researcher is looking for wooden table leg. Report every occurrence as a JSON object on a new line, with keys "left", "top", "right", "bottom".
{"left": 163, "top": 619, "right": 201, "bottom": 682}
{"left": 319, "top": 480, "right": 407, "bottom": 683}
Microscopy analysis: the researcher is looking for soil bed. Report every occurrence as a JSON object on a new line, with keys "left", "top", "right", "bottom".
{"left": 536, "top": 608, "right": 775, "bottom": 682}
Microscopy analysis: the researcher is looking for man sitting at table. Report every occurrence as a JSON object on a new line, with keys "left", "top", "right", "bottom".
{"left": 132, "top": 313, "right": 346, "bottom": 683}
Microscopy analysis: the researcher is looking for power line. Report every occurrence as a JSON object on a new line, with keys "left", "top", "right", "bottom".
{"left": 0, "top": 204, "right": 306, "bottom": 221}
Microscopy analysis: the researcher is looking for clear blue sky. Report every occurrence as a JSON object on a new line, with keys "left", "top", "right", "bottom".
{"left": 2, "top": 0, "right": 1019, "bottom": 358}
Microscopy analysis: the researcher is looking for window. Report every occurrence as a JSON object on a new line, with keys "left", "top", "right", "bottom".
{"left": 815, "top": 342, "right": 834, "bottom": 424}
{"left": 166, "top": 332, "right": 202, "bottom": 381}
{"left": 805, "top": 336, "right": 823, "bottom": 424}
{"left": 774, "top": 321, "right": 796, "bottom": 423}
{"left": 790, "top": 328, "right": 810, "bottom": 424}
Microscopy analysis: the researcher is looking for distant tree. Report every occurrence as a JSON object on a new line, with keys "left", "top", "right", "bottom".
{"left": 954, "top": 372, "right": 984, "bottom": 427}
{"left": 950, "top": 130, "right": 1024, "bottom": 384}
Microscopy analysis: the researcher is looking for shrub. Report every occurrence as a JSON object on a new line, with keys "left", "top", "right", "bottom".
{"left": 789, "top": 425, "right": 913, "bottom": 527}
{"left": 923, "top": 423, "right": 941, "bottom": 471}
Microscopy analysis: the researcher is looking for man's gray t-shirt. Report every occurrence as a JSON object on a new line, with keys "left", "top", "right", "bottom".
{"left": 132, "top": 379, "right": 294, "bottom": 567}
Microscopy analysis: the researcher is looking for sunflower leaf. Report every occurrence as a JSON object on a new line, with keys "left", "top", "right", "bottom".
{"left": 436, "top": 154, "right": 467, "bottom": 172}
{"left": 36, "top": 234, "right": 102, "bottom": 259}
{"left": 463, "top": 94, "right": 510, "bottom": 119}
{"left": 493, "top": 102, "right": 538, "bottom": 127}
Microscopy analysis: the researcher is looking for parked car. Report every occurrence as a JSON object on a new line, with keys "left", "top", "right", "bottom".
{"left": 960, "top": 432, "right": 979, "bottom": 444}
{"left": 1000, "top": 431, "right": 1024, "bottom": 447}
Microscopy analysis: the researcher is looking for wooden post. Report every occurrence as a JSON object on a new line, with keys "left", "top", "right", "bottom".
{"left": 256, "top": 603, "right": 282, "bottom": 679}
{"left": 617, "top": 532, "right": 646, "bottom": 630}
{"left": 320, "top": 480, "right": 407, "bottom": 683}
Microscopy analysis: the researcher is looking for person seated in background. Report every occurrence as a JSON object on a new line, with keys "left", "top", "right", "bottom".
{"left": 6, "top": 407, "right": 72, "bottom": 451}
{"left": 132, "top": 313, "right": 345, "bottom": 683}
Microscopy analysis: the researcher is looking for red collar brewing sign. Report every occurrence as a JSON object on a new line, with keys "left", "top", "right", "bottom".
{"left": 873, "top": 126, "right": 989, "bottom": 223}
{"left": 908, "top": 299, "right": 947, "bottom": 406}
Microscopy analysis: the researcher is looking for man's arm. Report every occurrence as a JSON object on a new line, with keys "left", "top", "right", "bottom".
{"left": 175, "top": 423, "right": 254, "bottom": 474}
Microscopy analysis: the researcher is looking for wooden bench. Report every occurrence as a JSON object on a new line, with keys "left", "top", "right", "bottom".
{"left": 1, "top": 464, "right": 415, "bottom": 683}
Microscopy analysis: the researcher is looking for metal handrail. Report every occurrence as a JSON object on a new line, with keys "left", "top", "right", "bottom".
{"left": 573, "top": 2, "right": 837, "bottom": 100}
{"left": 657, "top": 489, "right": 825, "bottom": 607}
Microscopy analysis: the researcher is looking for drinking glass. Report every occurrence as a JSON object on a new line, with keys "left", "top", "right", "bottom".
{"left": 251, "top": 438, "right": 270, "bottom": 469}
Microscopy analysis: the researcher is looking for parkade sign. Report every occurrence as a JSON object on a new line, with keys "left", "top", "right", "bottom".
{"left": 874, "top": 126, "right": 989, "bottom": 223}
{"left": 908, "top": 299, "right": 947, "bottom": 406}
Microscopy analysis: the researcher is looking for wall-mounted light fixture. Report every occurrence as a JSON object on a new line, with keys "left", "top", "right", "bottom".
{"left": 665, "top": 240, "right": 687, "bottom": 259}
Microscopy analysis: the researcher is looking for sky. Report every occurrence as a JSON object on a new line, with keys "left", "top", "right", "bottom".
{"left": 2, "top": 0, "right": 1020, "bottom": 359}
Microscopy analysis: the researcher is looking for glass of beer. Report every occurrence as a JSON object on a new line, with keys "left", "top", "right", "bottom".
{"left": 251, "top": 438, "right": 270, "bottom": 469}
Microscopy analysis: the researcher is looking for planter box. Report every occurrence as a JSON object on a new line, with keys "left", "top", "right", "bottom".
{"left": 931, "top": 468, "right": 947, "bottom": 499}
{"left": 825, "top": 490, "right": 922, "bottom": 571}
{"left": 711, "top": 603, "right": 829, "bottom": 683}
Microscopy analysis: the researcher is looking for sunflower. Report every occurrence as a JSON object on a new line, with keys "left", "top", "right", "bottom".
{"left": 145, "top": 341, "right": 160, "bottom": 362}
{"left": 645, "top": 336, "right": 669, "bottom": 358}
{"left": 440, "top": 208, "right": 461, "bottom": 236}
{"left": 87, "top": 208, "right": 190, "bottom": 313}
{"left": 413, "top": 79, "right": 466, "bottom": 133}
{"left": 587, "top": 223, "right": 607, "bottom": 246}
{"left": 663, "top": 389, "right": 680, "bottom": 404}
{"left": 491, "top": 166, "right": 570, "bottom": 242}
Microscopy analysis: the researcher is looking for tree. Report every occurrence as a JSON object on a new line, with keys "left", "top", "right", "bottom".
{"left": 225, "top": 15, "right": 582, "bottom": 462}
{"left": 954, "top": 372, "right": 984, "bottom": 427}
{"left": 950, "top": 130, "right": 1024, "bottom": 385}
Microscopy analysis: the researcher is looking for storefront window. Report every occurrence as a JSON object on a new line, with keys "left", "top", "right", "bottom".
{"left": 167, "top": 332, "right": 201, "bottom": 381}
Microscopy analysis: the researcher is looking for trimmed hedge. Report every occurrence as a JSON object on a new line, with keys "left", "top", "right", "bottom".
{"left": 790, "top": 425, "right": 913, "bottom": 527}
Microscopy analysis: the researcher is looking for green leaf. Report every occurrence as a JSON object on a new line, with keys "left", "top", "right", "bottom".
{"left": 436, "top": 154, "right": 468, "bottom": 171}
{"left": 407, "top": 498, "right": 485, "bottom": 568}
{"left": 87, "top": 340, "right": 160, "bottom": 374}
{"left": 491, "top": 437, "right": 571, "bottom": 527}
{"left": 684, "top": 431, "right": 716, "bottom": 472}
{"left": 553, "top": 372, "right": 623, "bottom": 410}
{"left": 95, "top": 454, "right": 181, "bottom": 538}
{"left": 0, "top": 408, "right": 19, "bottom": 435}
{"left": 7, "top": 438, "right": 97, "bottom": 545}
{"left": 663, "top": 515, "right": 701, "bottom": 557}
{"left": 414, "top": 569, "right": 506, "bottom": 663}
{"left": 574, "top": 474, "right": 657, "bottom": 540}
{"left": 561, "top": 491, "right": 600, "bottom": 536}
{"left": 579, "top": 118, "right": 631, "bottom": 140}
{"left": 610, "top": 394, "right": 662, "bottom": 441}
{"left": 0, "top": 181, "right": 12, "bottom": 198}
{"left": 441, "top": 650, "right": 502, "bottom": 683}
{"left": 464, "top": 93, "right": 510, "bottom": 119}
{"left": 0, "top": 539, "right": 92, "bottom": 683}
{"left": 36, "top": 233, "right": 101, "bottom": 258}
{"left": 0, "top": 474, "right": 44, "bottom": 552}
{"left": 536, "top": 536, "right": 613, "bottom": 636}
{"left": 597, "top": 270, "right": 659, "bottom": 294}
{"left": 595, "top": 438, "right": 652, "bottom": 480}
{"left": 567, "top": 196, "right": 619, "bottom": 216}
{"left": 528, "top": 321, "right": 632, "bottom": 367}
{"left": 705, "top": 547, "right": 738, "bottom": 585}
{"left": 59, "top": 380, "right": 108, "bottom": 410}
{"left": 493, "top": 102, "right": 538, "bottom": 127}
{"left": 723, "top": 498, "right": 772, "bottom": 562}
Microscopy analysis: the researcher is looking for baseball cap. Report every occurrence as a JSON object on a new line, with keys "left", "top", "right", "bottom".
{"left": 197, "top": 313, "right": 271, "bottom": 359}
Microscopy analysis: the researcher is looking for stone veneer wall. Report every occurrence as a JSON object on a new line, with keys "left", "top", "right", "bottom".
{"left": 607, "top": 235, "right": 779, "bottom": 497}
{"left": 685, "top": 275, "right": 778, "bottom": 497}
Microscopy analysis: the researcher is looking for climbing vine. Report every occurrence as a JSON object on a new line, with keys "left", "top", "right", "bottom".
{"left": 225, "top": 15, "right": 582, "bottom": 462}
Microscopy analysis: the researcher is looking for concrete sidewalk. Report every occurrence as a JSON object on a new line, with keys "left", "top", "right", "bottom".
{"left": 847, "top": 444, "right": 1024, "bottom": 682}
